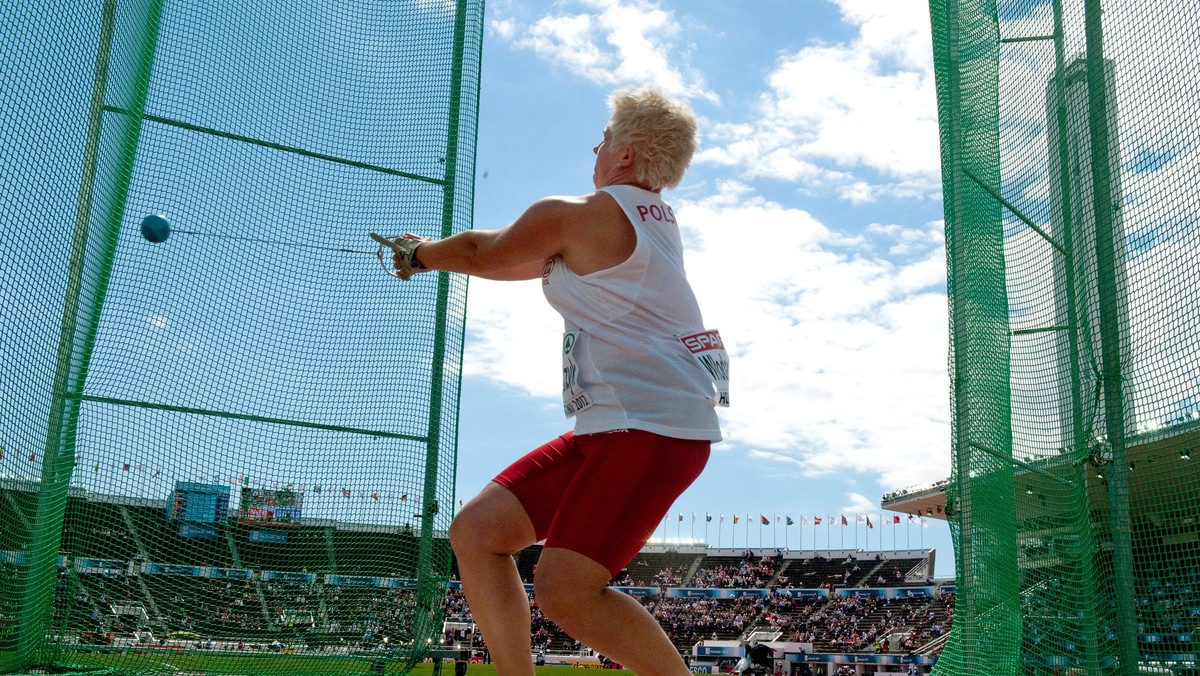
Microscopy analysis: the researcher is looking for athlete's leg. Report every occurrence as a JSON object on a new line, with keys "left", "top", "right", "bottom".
{"left": 534, "top": 547, "right": 690, "bottom": 676}
{"left": 448, "top": 483, "right": 537, "bottom": 676}
{"left": 531, "top": 430, "right": 710, "bottom": 676}
{"left": 450, "top": 433, "right": 582, "bottom": 676}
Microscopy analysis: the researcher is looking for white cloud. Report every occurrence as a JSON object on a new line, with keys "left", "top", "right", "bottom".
{"left": 461, "top": 276, "right": 561, "bottom": 401}
{"left": 695, "top": 0, "right": 940, "bottom": 200}
{"left": 489, "top": 18, "right": 516, "bottom": 40}
{"left": 490, "top": 0, "right": 716, "bottom": 101}
{"left": 683, "top": 187, "right": 951, "bottom": 491}
{"left": 868, "top": 220, "right": 945, "bottom": 256}
{"left": 842, "top": 492, "right": 878, "bottom": 515}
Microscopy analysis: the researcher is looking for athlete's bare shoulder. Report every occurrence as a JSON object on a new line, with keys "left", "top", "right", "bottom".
{"left": 532, "top": 191, "right": 634, "bottom": 275}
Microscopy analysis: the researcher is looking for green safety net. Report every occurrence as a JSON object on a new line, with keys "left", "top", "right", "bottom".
{"left": 928, "top": 0, "right": 1200, "bottom": 673}
{"left": 0, "top": 0, "right": 483, "bottom": 674}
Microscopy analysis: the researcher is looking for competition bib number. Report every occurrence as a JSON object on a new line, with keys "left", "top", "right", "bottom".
{"left": 561, "top": 331, "right": 592, "bottom": 417}
{"left": 679, "top": 329, "right": 730, "bottom": 407}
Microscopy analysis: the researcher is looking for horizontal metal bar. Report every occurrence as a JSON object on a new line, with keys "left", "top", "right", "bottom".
{"left": 69, "top": 393, "right": 426, "bottom": 442}
{"left": 1001, "top": 35, "right": 1056, "bottom": 43}
{"left": 1012, "top": 325, "right": 1071, "bottom": 336}
{"left": 969, "top": 442, "right": 1075, "bottom": 485}
{"left": 104, "top": 105, "right": 445, "bottom": 186}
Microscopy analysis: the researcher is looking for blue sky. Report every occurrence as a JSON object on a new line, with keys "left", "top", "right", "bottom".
{"left": 452, "top": 0, "right": 955, "bottom": 573}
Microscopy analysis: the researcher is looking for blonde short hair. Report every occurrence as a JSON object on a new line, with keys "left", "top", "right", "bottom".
{"left": 606, "top": 87, "right": 698, "bottom": 191}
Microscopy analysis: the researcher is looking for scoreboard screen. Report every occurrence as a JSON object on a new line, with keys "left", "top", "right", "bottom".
{"left": 167, "top": 482, "right": 231, "bottom": 524}
{"left": 238, "top": 487, "right": 303, "bottom": 528}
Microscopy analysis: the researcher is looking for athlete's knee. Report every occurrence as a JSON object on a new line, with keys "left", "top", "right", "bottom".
{"left": 448, "top": 502, "right": 496, "bottom": 558}
{"left": 447, "top": 509, "right": 478, "bottom": 558}
{"left": 449, "top": 485, "right": 535, "bottom": 560}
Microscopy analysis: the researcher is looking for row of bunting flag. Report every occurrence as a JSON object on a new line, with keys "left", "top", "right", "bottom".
{"left": 3, "top": 450, "right": 427, "bottom": 503}
{"left": 678, "top": 513, "right": 927, "bottom": 526}
{"left": 9, "top": 451, "right": 939, "bottom": 519}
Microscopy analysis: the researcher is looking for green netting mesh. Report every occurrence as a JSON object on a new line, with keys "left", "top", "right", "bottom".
{"left": 0, "top": 0, "right": 483, "bottom": 673}
{"left": 929, "top": 0, "right": 1200, "bottom": 673}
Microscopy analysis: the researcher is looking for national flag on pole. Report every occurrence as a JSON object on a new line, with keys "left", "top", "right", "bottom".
{"left": 893, "top": 515, "right": 901, "bottom": 524}
{"left": 122, "top": 463, "right": 130, "bottom": 471}
{"left": 760, "top": 515, "right": 770, "bottom": 525}
{"left": 706, "top": 513, "right": 712, "bottom": 522}
{"left": 841, "top": 515, "right": 848, "bottom": 526}
{"left": 678, "top": 513, "right": 684, "bottom": 522}
{"left": 720, "top": 514, "right": 725, "bottom": 523}
{"left": 814, "top": 516, "right": 822, "bottom": 525}
{"left": 371, "top": 492, "right": 379, "bottom": 501}
{"left": 733, "top": 514, "right": 740, "bottom": 524}
{"left": 786, "top": 516, "right": 794, "bottom": 526}
{"left": 867, "top": 516, "right": 874, "bottom": 528}
{"left": 342, "top": 489, "right": 351, "bottom": 497}
{"left": 908, "top": 514, "right": 915, "bottom": 520}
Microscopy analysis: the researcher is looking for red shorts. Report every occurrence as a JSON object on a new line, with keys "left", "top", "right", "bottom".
{"left": 493, "top": 429, "right": 710, "bottom": 577}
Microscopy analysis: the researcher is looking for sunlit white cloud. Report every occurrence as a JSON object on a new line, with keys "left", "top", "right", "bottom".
{"left": 695, "top": 0, "right": 940, "bottom": 201}
{"left": 842, "top": 492, "right": 878, "bottom": 515}
{"left": 488, "top": 0, "right": 716, "bottom": 101}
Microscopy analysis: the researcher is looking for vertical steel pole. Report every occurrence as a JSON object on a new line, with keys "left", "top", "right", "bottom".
{"left": 11, "top": 0, "right": 163, "bottom": 670}
{"left": 415, "top": 0, "right": 473, "bottom": 657}
{"left": 1080, "top": 1, "right": 1139, "bottom": 671}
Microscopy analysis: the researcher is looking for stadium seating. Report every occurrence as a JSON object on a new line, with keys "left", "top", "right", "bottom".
{"left": 1, "top": 489, "right": 965, "bottom": 660}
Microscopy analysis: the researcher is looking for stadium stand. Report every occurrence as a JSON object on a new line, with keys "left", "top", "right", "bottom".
{"left": 619, "top": 550, "right": 703, "bottom": 587}
{"left": 690, "top": 553, "right": 779, "bottom": 588}
{"left": 2, "top": 486, "right": 961, "bottom": 666}
{"left": 649, "top": 595, "right": 765, "bottom": 652}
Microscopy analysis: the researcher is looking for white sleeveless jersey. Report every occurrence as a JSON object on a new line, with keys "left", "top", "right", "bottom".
{"left": 541, "top": 185, "right": 723, "bottom": 441}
